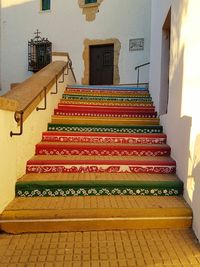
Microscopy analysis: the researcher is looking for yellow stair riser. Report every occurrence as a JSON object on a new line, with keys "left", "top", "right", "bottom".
{"left": 60, "top": 99, "right": 153, "bottom": 106}
{"left": 0, "top": 218, "right": 192, "bottom": 234}
{"left": 64, "top": 91, "right": 150, "bottom": 97}
{"left": 51, "top": 116, "right": 160, "bottom": 126}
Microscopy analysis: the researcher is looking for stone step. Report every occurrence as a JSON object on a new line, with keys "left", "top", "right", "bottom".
{"left": 51, "top": 115, "right": 160, "bottom": 126}
{"left": 47, "top": 124, "right": 163, "bottom": 134}
{"left": 26, "top": 155, "right": 176, "bottom": 174}
{"left": 16, "top": 173, "right": 183, "bottom": 197}
{"left": 42, "top": 132, "right": 167, "bottom": 144}
{"left": 0, "top": 196, "right": 192, "bottom": 233}
{"left": 35, "top": 142, "right": 171, "bottom": 157}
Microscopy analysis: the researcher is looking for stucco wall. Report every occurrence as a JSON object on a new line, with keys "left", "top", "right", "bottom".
{"left": 0, "top": 0, "right": 151, "bottom": 93}
{"left": 0, "top": 61, "right": 75, "bottom": 213}
{"left": 150, "top": 0, "right": 200, "bottom": 240}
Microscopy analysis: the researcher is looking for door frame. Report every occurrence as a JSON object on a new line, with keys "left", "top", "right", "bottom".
{"left": 82, "top": 38, "right": 121, "bottom": 85}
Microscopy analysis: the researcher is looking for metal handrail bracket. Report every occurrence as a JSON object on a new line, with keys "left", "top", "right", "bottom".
{"left": 10, "top": 111, "right": 24, "bottom": 137}
{"left": 36, "top": 87, "right": 47, "bottom": 111}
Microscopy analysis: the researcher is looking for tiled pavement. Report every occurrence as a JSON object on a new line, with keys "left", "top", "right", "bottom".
{"left": 0, "top": 229, "right": 200, "bottom": 266}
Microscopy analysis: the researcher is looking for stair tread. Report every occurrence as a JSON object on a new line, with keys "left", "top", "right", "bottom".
{"left": 28, "top": 155, "right": 175, "bottom": 163}
{"left": 18, "top": 173, "right": 179, "bottom": 182}
{"left": 51, "top": 116, "right": 160, "bottom": 126}
{"left": 36, "top": 141, "right": 170, "bottom": 148}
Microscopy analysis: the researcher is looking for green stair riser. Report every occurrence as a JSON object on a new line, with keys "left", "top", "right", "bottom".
{"left": 47, "top": 124, "right": 163, "bottom": 134}
{"left": 62, "top": 94, "right": 152, "bottom": 102}
{"left": 16, "top": 180, "right": 183, "bottom": 197}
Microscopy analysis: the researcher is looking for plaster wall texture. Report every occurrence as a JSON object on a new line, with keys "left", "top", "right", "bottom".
{"left": 150, "top": 0, "right": 200, "bottom": 240}
{"left": 0, "top": 0, "right": 151, "bottom": 93}
{"left": 0, "top": 67, "right": 75, "bottom": 213}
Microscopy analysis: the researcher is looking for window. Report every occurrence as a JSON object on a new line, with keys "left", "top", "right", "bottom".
{"left": 85, "top": 0, "right": 97, "bottom": 4}
{"left": 41, "top": 0, "right": 51, "bottom": 11}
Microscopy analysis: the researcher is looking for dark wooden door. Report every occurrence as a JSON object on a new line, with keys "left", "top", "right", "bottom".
{"left": 89, "top": 44, "right": 114, "bottom": 85}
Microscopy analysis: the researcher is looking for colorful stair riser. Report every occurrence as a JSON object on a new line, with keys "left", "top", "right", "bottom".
{"left": 62, "top": 94, "right": 152, "bottom": 102}
{"left": 35, "top": 144, "right": 171, "bottom": 157}
{"left": 54, "top": 108, "right": 157, "bottom": 118}
{"left": 42, "top": 132, "right": 167, "bottom": 145}
{"left": 16, "top": 180, "right": 183, "bottom": 197}
{"left": 64, "top": 90, "right": 150, "bottom": 97}
{"left": 47, "top": 124, "right": 163, "bottom": 134}
{"left": 26, "top": 161, "right": 176, "bottom": 174}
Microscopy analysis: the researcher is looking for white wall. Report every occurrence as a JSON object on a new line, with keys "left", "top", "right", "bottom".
{"left": 0, "top": 63, "right": 75, "bottom": 213}
{"left": 0, "top": 0, "right": 151, "bottom": 93}
{"left": 150, "top": 0, "right": 200, "bottom": 240}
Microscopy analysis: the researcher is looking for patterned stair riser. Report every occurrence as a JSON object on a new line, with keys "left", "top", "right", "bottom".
{"left": 48, "top": 124, "right": 163, "bottom": 134}
{"left": 26, "top": 161, "right": 176, "bottom": 174}
{"left": 68, "top": 85, "right": 148, "bottom": 91}
{"left": 54, "top": 109, "right": 157, "bottom": 118}
{"left": 36, "top": 145, "right": 171, "bottom": 157}
{"left": 57, "top": 103, "right": 156, "bottom": 112}
{"left": 16, "top": 181, "right": 183, "bottom": 197}
{"left": 62, "top": 94, "right": 152, "bottom": 102}
{"left": 42, "top": 133, "right": 167, "bottom": 145}
{"left": 60, "top": 99, "right": 153, "bottom": 107}
{"left": 65, "top": 89, "right": 150, "bottom": 96}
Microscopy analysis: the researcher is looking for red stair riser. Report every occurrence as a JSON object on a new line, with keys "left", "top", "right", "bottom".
{"left": 42, "top": 132, "right": 167, "bottom": 145}
{"left": 36, "top": 144, "right": 171, "bottom": 157}
{"left": 58, "top": 103, "right": 155, "bottom": 111}
{"left": 26, "top": 162, "right": 176, "bottom": 174}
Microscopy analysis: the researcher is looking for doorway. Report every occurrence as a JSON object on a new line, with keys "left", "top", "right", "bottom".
{"left": 160, "top": 8, "right": 171, "bottom": 115}
{"left": 89, "top": 44, "right": 114, "bottom": 85}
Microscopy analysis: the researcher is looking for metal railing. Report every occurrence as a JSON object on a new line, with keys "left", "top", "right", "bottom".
{"left": 135, "top": 62, "right": 150, "bottom": 87}
{"left": 9, "top": 56, "right": 76, "bottom": 137}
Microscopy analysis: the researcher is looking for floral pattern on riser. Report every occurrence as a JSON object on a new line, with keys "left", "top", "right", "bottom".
{"left": 26, "top": 165, "right": 176, "bottom": 174}
{"left": 47, "top": 124, "right": 163, "bottom": 134}
{"left": 16, "top": 188, "right": 180, "bottom": 197}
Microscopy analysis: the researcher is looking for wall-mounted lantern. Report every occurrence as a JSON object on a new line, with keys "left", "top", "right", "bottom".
{"left": 28, "top": 30, "right": 52, "bottom": 72}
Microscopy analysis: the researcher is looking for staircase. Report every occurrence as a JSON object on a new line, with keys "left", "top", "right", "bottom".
{"left": 0, "top": 84, "right": 192, "bottom": 234}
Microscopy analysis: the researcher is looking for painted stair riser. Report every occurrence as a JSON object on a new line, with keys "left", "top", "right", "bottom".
{"left": 60, "top": 99, "right": 153, "bottom": 107}
{"left": 62, "top": 94, "right": 152, "bottom": 102}
{"left": 42, "top": 132, "right": 167, "bottom": 145}
{"left": 56, "top": 105, "right": 156, "bottom": 113}
{"left": 58, "top": 103, "right": 156, "bottom": 111}
{"left": 68, "top": 85, "right": 148, "bottom": 92}
{"left": 36, "top": 145, "right": 171, "bottom": 157}
{"left": 54, "top": 109, "right": 157, "bottom": 118}
{"left": 51, "top": 117, "right": 160, "bottom": 126}
{"left": 48, "top": 124, "right": 163, "bottom": 134}
{"left": 26, "top": 163, "right": 176, "bottom": 174}
{"left": 16, "top": 181, "right": 183, "bottom": 197}
{"left": 64, "top": 89, "right": 150, "bottom": 97}
{"left": 68, "top": 85, "right": 148, "bottom": 90}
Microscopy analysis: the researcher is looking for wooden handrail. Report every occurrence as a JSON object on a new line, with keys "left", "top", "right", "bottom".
{"left": 3, "top": 61, "right": 67, "bottom": 113}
